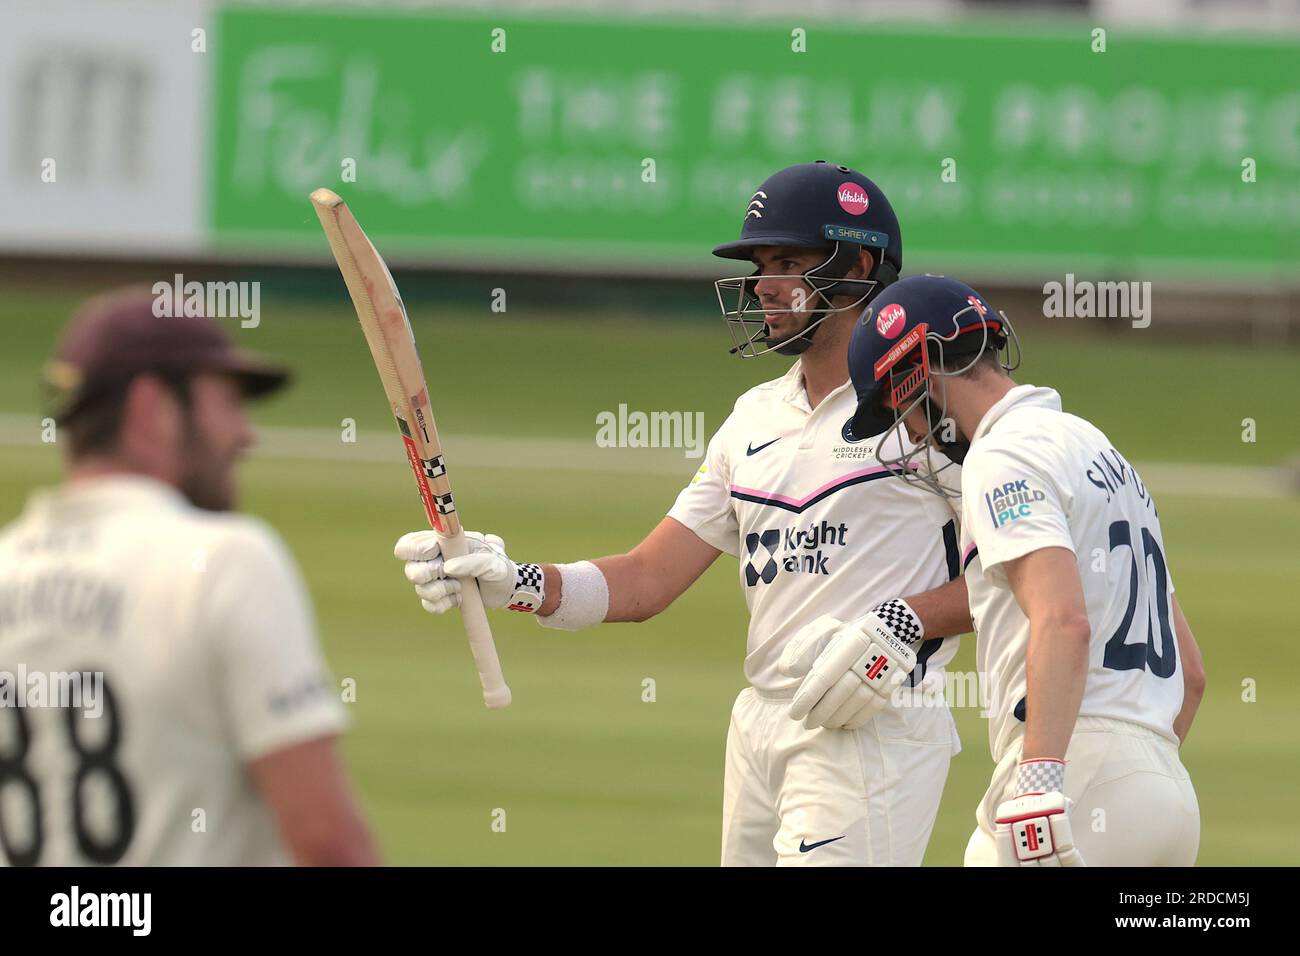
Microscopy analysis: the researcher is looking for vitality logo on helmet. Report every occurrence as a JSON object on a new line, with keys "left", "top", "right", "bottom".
{"left": 876, "top": 303, "right": 906, "bottom": 339}
{"left": 837, "top": 183, "right": 869, "bottom": 215}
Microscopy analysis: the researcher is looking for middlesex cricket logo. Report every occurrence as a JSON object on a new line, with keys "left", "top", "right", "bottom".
{"left": 985, "top": 479, "right": 1048, "bottom": 528}
{"left": 746, "top": 191, "right": 767, "bottom": 219}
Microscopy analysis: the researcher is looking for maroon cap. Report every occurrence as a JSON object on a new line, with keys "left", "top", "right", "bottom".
{"left": 45, "top": 286, "right": 290, "bottom": 421}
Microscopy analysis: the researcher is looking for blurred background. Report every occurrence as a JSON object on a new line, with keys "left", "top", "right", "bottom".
{"left": 1, "top": 0, "right": 1297, "bottom": 864}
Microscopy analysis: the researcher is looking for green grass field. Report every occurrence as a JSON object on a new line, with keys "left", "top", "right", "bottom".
{"left": 2, "top": 287, "right": 1298, "bottom": 864}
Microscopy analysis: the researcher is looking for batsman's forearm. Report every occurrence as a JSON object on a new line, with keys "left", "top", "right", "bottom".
{"left": 1022, "top": 616, "right": 1090, "bottom": 760}
{"left": 902, "top": 576, "right": 973, "bottom": 639}
{"left": 536, "top": 553, "right": 655, "bottom": 622}
{"left": 534, "top": 518, "right": 721, "bottom": 624}
{"left": 595, "top": 553, "right": 665, "bottom": 622}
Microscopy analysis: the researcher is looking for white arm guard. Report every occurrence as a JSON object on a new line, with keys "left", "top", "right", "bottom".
{"left": 535, "top": 560, "right": 610, "bottom": 631}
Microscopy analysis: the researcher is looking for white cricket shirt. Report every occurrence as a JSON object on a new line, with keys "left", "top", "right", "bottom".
{"left": 668, "top": 360, "right": 963, "bottom": 696}
{"left": 0, "top": 475, "right": 347, "bottom": 866}
{"left": 959, "top": 386, "right": 1184, "bottom": 760}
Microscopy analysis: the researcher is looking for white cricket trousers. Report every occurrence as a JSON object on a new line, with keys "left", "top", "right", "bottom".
{"left": 721, "top": 678, "right": 958, "bottom": 866}
{"left": 964, "top": 715, "right": 1200, "bottom": 866}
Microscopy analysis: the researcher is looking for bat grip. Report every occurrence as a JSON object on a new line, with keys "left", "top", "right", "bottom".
{"left": 438, "top": 530, "right": 512, "bottom": 709}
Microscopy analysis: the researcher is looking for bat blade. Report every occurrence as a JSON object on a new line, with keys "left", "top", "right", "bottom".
{"left": 310, "top": 187, "right": 511, "bottom": 708}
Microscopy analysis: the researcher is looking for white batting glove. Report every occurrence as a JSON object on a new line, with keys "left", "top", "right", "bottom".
{"left": 993, "top": 759, "right": 1085, "bottom": 867}
{"left": 778, "top": 600, "right": 921, "bottom": 731}
{"left": 394, "top": 530, "right": 545, "bottom": 615}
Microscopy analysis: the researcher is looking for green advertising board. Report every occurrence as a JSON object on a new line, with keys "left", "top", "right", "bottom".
{"left": 210, "top": 7, "right": 1299, "bottom": 281}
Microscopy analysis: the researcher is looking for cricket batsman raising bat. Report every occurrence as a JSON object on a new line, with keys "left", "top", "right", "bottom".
{"left": 394, "top": 162, "right": 980, "bottom": 866}
{"left": 311, "top": 188, "right": 511, "bottom": 709}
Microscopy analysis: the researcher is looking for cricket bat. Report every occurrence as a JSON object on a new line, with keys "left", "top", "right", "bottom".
{"left": 310, "top": 187, "right": 511, "bottom": 709}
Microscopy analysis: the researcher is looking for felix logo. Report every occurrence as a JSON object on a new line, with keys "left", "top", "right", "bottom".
{"left": 876, "top": 303, "right": 906, "bottom": 338}
{"left": 837, "top": 183, "right": 869, "bottom": 215}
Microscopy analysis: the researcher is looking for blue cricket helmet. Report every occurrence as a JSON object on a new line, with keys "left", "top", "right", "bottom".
{"left": 847, "top": 275, "right": 1016, "bottom": 492}
{"left": 712, "top": 161, "right": 902, "bottom": 358}
{"left": 712, "top": 160, "right": 902, "bottom": 276}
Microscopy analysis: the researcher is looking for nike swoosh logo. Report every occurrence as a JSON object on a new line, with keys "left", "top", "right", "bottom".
{"left": 798, "top": 836, "right": 846, "bottom": 853}
{"left": 746, "top": 438, "right": 780, "bottom": 456}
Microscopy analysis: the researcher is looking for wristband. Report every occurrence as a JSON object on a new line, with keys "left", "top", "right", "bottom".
{"left": 1016, "top": 757, "right": 1066, "bottom": 795}
{"left": 535, "top": 560, "right": 609, "bottom": 631}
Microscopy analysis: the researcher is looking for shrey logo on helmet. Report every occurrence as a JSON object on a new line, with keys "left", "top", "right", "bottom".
{"left": 837, "top": 184, "right": 869, "bottom": 215}
{"left": 876, "top": 303, "right": 907, "bottom": 339}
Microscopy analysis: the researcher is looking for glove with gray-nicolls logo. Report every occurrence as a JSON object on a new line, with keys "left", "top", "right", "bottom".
{"left": 993, "top": 758, "right": 1085, "bottom": 867}
{"left": 778, "top": 599, "right": 922, "bottom": 731}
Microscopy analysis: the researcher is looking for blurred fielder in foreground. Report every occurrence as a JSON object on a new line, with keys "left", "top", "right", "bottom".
{"left": 846, "top": 275, "right": 1205, "bottom": 866}
{"left": 397, "top": 162, "right": 976, "bottom": 866}
{"left": 0, "top": 289, "right": 378, "bottom": 866}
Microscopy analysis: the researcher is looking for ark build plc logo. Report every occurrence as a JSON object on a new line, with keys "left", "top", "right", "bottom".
{"left": 744, "top": 520, "right": 850, "bottom": 585}
{"left": 985, "top": 479, "right": 1047, "bottom": 529}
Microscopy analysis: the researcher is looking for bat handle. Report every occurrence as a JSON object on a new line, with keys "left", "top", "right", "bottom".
{"left": 439, "top": 530, "right": 512, "bottom": 709}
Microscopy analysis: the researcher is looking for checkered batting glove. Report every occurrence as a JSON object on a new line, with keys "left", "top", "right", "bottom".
{"left": 779, "top": 604, "right": 919, "bottom": 731}
{"left": 507, "top": 563, "right": 546, "bottom": 612}
{"left": 993, "top": 759, "right": 1085, "bottom": 867}
{"left": 395, "top": 530, "right": 545, "bottom": 614}
{"left": 868, "top": 598, "right": 924, "bottom": 646}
